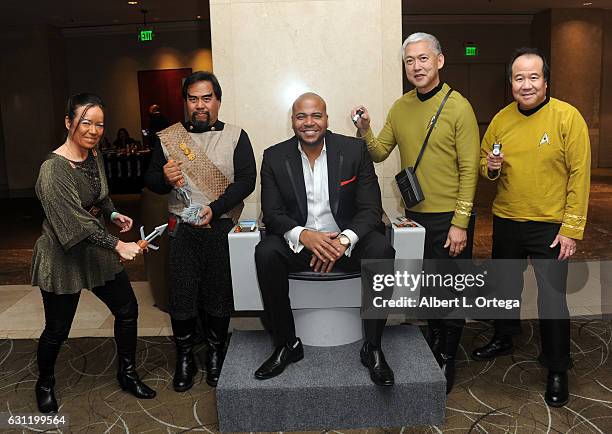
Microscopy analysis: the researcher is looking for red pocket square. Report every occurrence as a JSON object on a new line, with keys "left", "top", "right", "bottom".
{"left": 340, "top": 176, "right": 357, "bottom": 186}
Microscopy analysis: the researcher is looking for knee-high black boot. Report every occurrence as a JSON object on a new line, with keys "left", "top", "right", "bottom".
{"left": 171, "top": 317, "right": 197, "bottom": 392}
{"left": 441, "top": 325, "right": 463, "bottom": 394}
{"left": 36, "top": 334, "right": 62, "bottom": 413}
{"left": 203, "top": 313, "right": 230, "bottom": 387}
{"left": 115, "top": 317, "right": 156, "bottom": 399}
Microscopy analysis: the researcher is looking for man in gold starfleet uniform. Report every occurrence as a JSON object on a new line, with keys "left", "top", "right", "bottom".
{"left": 351, "top": 32, "right": 480, "bottom": 394}
{"left": 473, "top": 48, "right": 590, "bottom": 408}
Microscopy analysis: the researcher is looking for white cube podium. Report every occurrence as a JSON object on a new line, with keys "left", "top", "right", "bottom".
{"left": 228, "top": 217, "right": 425, "bottom": 346}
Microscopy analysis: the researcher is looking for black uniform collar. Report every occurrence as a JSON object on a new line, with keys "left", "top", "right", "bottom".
{"left": 184, "top": 119, "right": 224, "bottom": 133}
{"left": 417, "top": 81, "right": 444, "bottom": 102}
{"left": 518, "top": 96, "right": 550, "bottom": 116}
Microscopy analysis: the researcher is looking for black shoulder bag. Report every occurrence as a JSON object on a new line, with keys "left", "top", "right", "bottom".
{"left": 395, "top": 88, "right": 453, "bottom": 208}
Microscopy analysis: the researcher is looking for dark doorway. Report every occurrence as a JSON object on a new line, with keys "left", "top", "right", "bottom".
{"left": 137, "top": 68, "right": 193, "bottom": 132}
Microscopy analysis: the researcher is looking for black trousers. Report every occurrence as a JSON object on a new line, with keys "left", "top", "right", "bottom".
{"left": 406, "top": 211, "right": 476, "bottom": 328}
{"left": 38, "top": 271, "right": 139, "bottom": 374}
{"left": 255, "top": 230, "right": 395, "bottom": 347}
{"left": 492, "top": 216, "right": 570, "bottom": 371}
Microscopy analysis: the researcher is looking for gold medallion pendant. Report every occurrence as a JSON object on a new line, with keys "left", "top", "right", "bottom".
{"left": 179, "top": 143, "right": 196, "bottom": 161}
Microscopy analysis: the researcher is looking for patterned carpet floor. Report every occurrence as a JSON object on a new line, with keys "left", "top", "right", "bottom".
{"left": 1, "top": 319, "right": 611, "bottom": 433}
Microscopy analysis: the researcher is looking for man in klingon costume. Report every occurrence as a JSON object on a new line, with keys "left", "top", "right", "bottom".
{"left": 145, "top": 71, "right": 256, "bottom": 390}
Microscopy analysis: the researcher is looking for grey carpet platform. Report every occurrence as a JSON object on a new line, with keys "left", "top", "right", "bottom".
{"left": 216, "top": 325, "right": 446, "bottom": 432}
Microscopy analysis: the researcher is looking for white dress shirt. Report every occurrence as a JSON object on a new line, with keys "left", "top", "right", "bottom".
{"left": 284, "top": 141, "right": 359, "bottom": 256}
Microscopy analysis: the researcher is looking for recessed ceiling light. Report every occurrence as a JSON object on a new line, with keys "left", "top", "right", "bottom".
{"left": 583, "top": 2, "right": 593, "bottom": 5}
{"left": 128, "top": 1, "right": 138, "bottom": 5}
{"left": 196, "top": 15, "right": 201, "bottom": 19}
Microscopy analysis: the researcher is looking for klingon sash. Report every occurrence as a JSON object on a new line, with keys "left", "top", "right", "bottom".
{"left": 157, "top": 123, "right": 244, "bottom": 223}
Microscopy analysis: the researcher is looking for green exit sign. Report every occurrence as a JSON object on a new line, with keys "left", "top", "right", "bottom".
{"left": 139, "top": 29, "right": 154, "bottom": 42}
{"left": 465, "top": 44, "right": 478, "bottom": 57}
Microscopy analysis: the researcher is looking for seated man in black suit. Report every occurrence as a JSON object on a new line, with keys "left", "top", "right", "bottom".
{"left": 254, "top": 92, "right": 395, "bottom": 386}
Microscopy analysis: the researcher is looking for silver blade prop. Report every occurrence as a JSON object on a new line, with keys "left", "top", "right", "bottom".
{"left": 138, "top": 223, "right": 168, "bottom": 251}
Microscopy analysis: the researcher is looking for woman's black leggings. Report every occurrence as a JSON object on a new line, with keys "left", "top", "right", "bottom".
{"left": 37, "top": 270, "right": 138, "bottom": 376}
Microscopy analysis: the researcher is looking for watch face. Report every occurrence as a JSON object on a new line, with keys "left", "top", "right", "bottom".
{"left": 340, "top": 235, "right": 350, "bottom": 246}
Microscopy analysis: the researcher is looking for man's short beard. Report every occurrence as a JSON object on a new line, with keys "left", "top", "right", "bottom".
{"left": 190, "top": 113, "right": 209, "bottom": 133}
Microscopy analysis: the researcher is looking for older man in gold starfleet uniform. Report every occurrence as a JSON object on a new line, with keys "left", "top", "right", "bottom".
{"left": 473, "top": 48, "right": 590, "bottom": 408}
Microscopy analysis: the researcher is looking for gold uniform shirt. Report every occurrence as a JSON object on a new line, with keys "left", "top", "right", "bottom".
{"left": 480, "top": 97, "right": 591, "bottom": 239}
{"left": 364, "top": 83, "right": 480, "bottom": 229}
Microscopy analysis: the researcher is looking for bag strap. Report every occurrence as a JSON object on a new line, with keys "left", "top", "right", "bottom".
{"left": 414, "top": 88, "right": 453, "bottom": 172}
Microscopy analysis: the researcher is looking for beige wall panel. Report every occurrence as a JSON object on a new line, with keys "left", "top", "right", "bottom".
{"left": 210, "top": 0, "right": 403, "bottom": 218}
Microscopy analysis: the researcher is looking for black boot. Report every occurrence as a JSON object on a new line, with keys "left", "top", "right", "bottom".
{"left": 204, "top": 314, "right": 230, "bottom": 387}
{"left": 545, "top": 370, "right": 569, "bottom": 407}
{"left": 171, "top": 317, "right": 197, "bottom": 392}
{"left": 117, "top": 355, "right": 156, "bottom": 399}
{"left": 440, "top": 325, "right": 463, "bottom": 394}
{"left": 115, "top": 317, "right": 156, "bottom": 399}
{"left": 425, "top": 320, "right": 444, "bottom": 366}
{"left": 35, "top": 334, "right": 62, "bottom": 413}
{"left": 35, "top": 375, "right": 58, "bottom": 414}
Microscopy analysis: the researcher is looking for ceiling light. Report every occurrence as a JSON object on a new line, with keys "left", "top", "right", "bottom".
{"left": 582, "top": 2, "right": 592, "bottom": 5}
{"left": 196, "top": 15, "right": 201, "bottom": 19}
{"left": 128, "top": 1, "right": 138, "bottom": 5}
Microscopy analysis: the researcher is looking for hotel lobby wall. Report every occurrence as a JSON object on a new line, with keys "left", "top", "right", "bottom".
{"left": 63, "top": 22, "right": 213, "bottom": 154}
{"left": 209, "top": 0, "right": 404, "bottom": 218}
{"left": 599, "top": 10, "right": 612, "bottom": 167}
{"left": 0, "top": 23, "right": 213, "bottom": 196}
{"left": 534, "top": 8, "right": 610, "bottom": 168}
{"left": 550, "top": 9, "right": 603, "bottom": 168}
{"left": 0, "top": 25, "right": 68, "bottom": 196}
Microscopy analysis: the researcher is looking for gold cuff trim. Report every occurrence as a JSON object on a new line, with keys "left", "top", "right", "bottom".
{"left": 455, "top": 210, "right": 470, "bottom": 216}
{"left": 455, "top": 200, "right": 473, "bottom": 217}
{"left": 565, "top": 213, "right": 586, "bottom": 221}
{"left": 562, "top": 222, "right": 585, "bottom": 231}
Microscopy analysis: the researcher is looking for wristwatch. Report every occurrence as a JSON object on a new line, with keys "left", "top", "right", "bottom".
{"left": 338, "top": 234, "right": 351, "bottom": 247}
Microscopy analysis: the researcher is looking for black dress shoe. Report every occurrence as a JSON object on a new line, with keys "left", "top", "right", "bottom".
{"left": 471, "top": 335, "right": 513, "bottom": 361}
{"left": 360, "top": 342, "right": 394, "bottom": 386}
{"left": 545, "top": 370, "right": 568, "bottom": 407}
{"left": 254, "top": 338, "right": 304, "bottom": 380}
{"left": 35, "top": 376, "right": 58, "bottom": 414}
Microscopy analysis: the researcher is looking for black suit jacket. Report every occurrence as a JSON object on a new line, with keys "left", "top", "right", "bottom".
{"left": 260, "top": 130, "right": 384, "bottom": 239}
